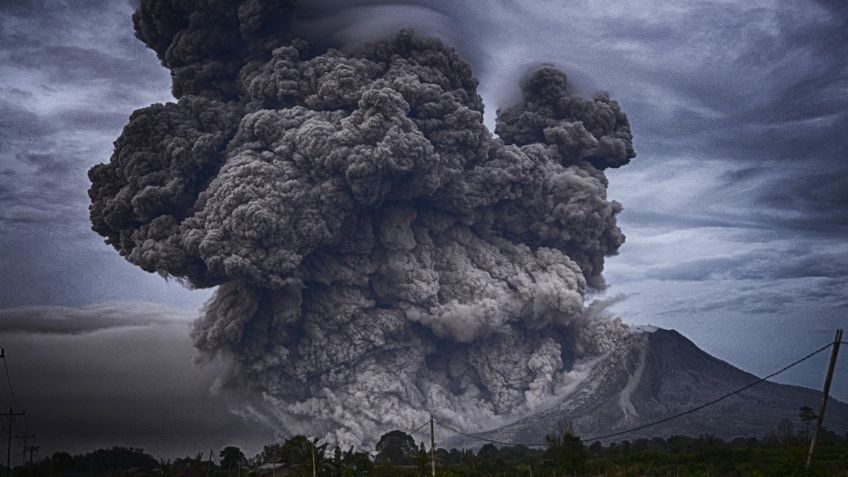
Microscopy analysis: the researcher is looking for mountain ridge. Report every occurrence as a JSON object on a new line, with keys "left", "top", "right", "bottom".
{"left": 442, "top": 328, "right": 848, "bottom": 448}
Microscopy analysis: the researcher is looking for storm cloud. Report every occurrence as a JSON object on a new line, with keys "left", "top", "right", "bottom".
{"left": 0, "top": 302, "right": 271, "bottom": 458}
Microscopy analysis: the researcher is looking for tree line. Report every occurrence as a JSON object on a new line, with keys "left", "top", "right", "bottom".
{"left": 9, "top": 414, "right": 848, "bottom": 477}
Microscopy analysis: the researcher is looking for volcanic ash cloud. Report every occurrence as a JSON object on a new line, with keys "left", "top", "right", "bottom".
{"left": 88, "top": 0, "right": 636, "bottom": 447}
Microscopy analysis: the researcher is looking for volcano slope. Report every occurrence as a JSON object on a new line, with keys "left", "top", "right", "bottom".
{"left": 444, "top": 328, "right": 848, "bottom": 447}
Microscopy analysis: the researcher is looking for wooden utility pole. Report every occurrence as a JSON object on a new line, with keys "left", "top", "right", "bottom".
{"left": 1, "top": 408, "right": 24, "bottom": 477}
{"left": 24, "top": 445, "right": 38, "bottom": 465}
{"left": 805, "top": 328, "right": 843, "bottom": 472}
{"left": 430, "top": 414, "right": 436, "bottom": 477}
{"left": 206, "top": 449, "right": 213, "bottom": 477}
{"left": 16, "top": 434, "right": 34, "bottom": 465}
{"left": 311, "top": 441, "right": 316, "bottom": 477}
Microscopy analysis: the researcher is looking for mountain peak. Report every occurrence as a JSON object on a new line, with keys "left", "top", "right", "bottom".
{"left": 442, "top": 327, "right": 847, "bottom": 448}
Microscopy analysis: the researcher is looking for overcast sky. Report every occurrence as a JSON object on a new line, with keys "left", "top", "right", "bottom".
{"left": 1, "top": 0, "right": 846, "bottom": 459}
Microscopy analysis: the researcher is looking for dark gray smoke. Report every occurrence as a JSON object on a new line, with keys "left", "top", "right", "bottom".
{"left": 89, "top": 0, "right": 636, "bottom": 446}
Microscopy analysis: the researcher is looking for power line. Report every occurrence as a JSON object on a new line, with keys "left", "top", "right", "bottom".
{"left": 24, "top": 445, "right": 38, "bottom": 465}
{"left": 435, "top": 419, "right": 545, "bottom": 447}
{"left": 1, "top": 351, "right": 28, "bottom": 436}
{"left": 1, "top": 409, "right": 25, "bottom": 477}
{"left": 1, "top": 353, "right": 20, "bottom": 409}
{"left": 0, "top": 350, "right": 9, "bottom": 409}
{"left": 16, "top": 434, "right": 34, "bottom": 466}
{"left": 581, "top": 340, "right": 834, "bottom": 442}
{"left": 433, "top": 340, "right": 836, "bottom": 447}
{"left": 406, "top": 420, "right": 430, "bottom": 437}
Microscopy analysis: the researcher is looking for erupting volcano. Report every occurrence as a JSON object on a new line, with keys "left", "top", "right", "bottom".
{"left": 89, "top": 0, "right": 642, "bottom": 447}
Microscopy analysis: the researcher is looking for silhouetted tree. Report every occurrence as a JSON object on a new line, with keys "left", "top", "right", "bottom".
{"left": 339, "top": 447, "right": 373, "bottom": 476}
{"left": 158, "top": 458, "right": 175, "bottom": 477}
{"left": 545, "top": 420, "right": 587, "bottom": 474}
{"left": 266, "top": 436, "right": 330, "bottom": 477}
{"left": 769, "top": 418, "right": 796, "bottom": 445}
{"left": 50, "top": 451, "right": 74, "bottom": 477}
{"left": 71, "top": 447, "right": 157, "bottom": 474}
{"left": 375, "top": 430, "right": 417, "bottom": 465}
{"left": 18, "top": 416, "right": 848, "bottom": 477}
{"left": 414, "top": 441, "right": 430, "bottom": 475}
{"left": 478, "top": 443, "right": 498, "bottom": 461}
{"left": 799, "top": 405, "right": 817, "bottom": 439}
{"left": 219, "top": 446, "right": 247, "bottom": 475}
{"left": 173, "top": 452, "right": 205, "bottom": 477}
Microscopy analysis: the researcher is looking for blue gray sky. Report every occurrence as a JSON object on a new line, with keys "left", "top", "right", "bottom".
{"left": 0, "top": 0, "right": 846, "bottom": 458}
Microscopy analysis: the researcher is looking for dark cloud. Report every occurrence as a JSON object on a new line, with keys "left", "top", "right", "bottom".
{"left": 709, "top": 163, "right": 848, "bottom": 235}
{"left": 0, "top": 101, "right": 56, "bottom": 142}
{"left": 7, "top": 46, "right": 165, "bottom": 84}
{"left": 755, "top": 171, "right": 848, "bottom": 227}
{"left": 53, "top": 108, "right": 136, "bottom": 132}
{"left": 0, "top": 303, "right": 271, "bottom": 458}
{"left": 23, "top": 152, "right": 74, "bottom": 176}
{"left": 585, "top": 0, "right": 847, "bottom": 187}
{"left": 0, "top": 0, "right": 179, "bottom": 309}
{"left": 0, "top": 226, "right": 212, "bottom": 308}
{"left": 0, "top": 0, "right": 171, "bottom": 233}
{"left": 0, "top": 302, "right": 190, "bottom": 335}
{"left": 643, "top": 246, "right": 848, "bottom": 282}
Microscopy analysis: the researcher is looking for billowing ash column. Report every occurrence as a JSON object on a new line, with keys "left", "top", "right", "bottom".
{"left": 89, "top": 0, "right": 636, "bottom": 447}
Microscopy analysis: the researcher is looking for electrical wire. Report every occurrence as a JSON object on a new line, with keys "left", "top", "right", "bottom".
{"left": 2, "top": 351, "right": 30, "bottom": 435}
{"left": 433, "top": 340, "right": 836, "bottom": 447}
{"left": 405, "top": 420, "right": 431, "bottom": 438}
{"left": 435, "top": 419, "right": 546, "bottom": 447}
{"left": 0, "top": 348, "right": 9, "bottom": 409}
{"left": 2, "top": 354, "right": 20, "bottom": 408}
{"left": 581, "top": 340, "right": 834, "bottom": 442}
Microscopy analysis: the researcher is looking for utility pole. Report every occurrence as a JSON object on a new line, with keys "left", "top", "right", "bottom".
{"left": 806, "top": 328, "right": 843, "bottom": 472}
{"left": 16, "top": 434, "right": 34, "bottom": 465}
{"left": 311, "top": 441, "right": 316, "bottom": 477}
{"left": 24, "top": 446, "right": 38, "bottom": 465}
{"left": 430, "top": 413, "right": 436, "bottom": 477}
{"left": 206, "top": 448, "right": 213, "bottom": 477}
{"left": 1, "top": 408, "right": 24, "bottom": 477}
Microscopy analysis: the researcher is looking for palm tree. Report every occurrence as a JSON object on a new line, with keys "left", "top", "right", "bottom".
{"left": 157, "top": 458, "right": 175, "bottom": 477}
{"left": 271, "top": 436, "right": 332, "bottom": 477}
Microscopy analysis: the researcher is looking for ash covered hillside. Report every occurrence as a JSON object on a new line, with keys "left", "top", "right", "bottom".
{"left": 88, "top": 0, "right": 638, "bottom": 447}
{"left": 445, "top": 327, "right": 848, "bottom": 447}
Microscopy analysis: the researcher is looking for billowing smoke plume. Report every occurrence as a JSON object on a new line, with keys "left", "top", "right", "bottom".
{"left": 89, "top": 0, "right": 636, "bottom": 446}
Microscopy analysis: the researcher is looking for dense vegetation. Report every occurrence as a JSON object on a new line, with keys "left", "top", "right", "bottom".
{"left": 9, "top": 420, "right": 848, "bottom": 477}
